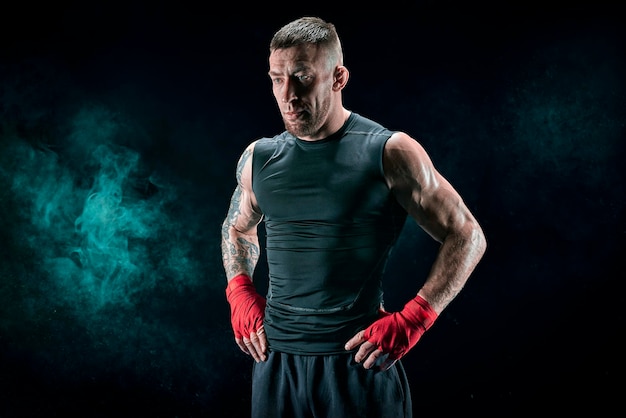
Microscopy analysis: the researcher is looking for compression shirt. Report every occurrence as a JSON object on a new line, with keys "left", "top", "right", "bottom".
{"left": 252, "top": 112, "right": 407, "bottom": 354}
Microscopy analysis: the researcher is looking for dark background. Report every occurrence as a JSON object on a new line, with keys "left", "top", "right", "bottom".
{"left": 1, "top": 1, "right": 624, "bottom": 417}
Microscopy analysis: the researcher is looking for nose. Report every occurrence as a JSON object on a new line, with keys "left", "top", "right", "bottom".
{"left": 280, "top": 80, "right": 297, "bottom": 104}
{"left": 281, "top": 91, "right": 296, "bottom": 103}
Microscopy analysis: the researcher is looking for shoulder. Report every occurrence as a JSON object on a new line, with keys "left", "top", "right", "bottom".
{"left": 382, "top": 132, "right": 439, "bottom": 188}
{"left": 252, "top": 131, "right": 293, "bottom": 152}
{"left": 384, "top": 132, "right": 430, "bottom": 160}
{"left": 239, "top": 134, "right": 277, "bottom": 161}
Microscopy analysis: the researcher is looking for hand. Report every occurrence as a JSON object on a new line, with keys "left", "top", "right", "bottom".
{"left": 241, "top": 325, "right": 267, "bottom": 363}
{"left": 345, "top": 296, "right": 437, "bottom": 371}
{"left": 225, "top": 274, "right": 268, "bottom": 362}
{"left": 345, "top": 310, "right": 397, "bottom": 371}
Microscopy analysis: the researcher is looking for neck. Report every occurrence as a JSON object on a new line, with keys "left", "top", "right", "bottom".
{"left": 300, "top": 107, "right": 351, "bottom": 142}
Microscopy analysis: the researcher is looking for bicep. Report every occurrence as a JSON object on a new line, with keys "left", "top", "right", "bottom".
{"left": 225, "top": 144, "right": 263, "bottom": 234}
{"left": 414, "top": 177, "right": 472, "bottom": 243}
{"left": 225, "top": 185, "right": 262, "bottom": 234}
{"left": 384, "top": 133, "right": 472, "bottom": 242}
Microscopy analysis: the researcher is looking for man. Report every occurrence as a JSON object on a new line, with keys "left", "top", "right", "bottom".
{"left": 220, "top": 17, "right": 486, "bottom": 418}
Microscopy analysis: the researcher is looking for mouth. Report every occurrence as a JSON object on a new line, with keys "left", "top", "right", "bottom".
{"left": 284, "top": 109, "right": 306, "bottom": 121}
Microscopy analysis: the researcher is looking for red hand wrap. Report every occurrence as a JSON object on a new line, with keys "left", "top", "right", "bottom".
{"left": 363, "top": 295, "right": 438, "bottom": 360}
{"left": 225, "top": 274, "right": 266, "bottom": 340}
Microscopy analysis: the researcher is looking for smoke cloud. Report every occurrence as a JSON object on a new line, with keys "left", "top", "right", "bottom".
{"left": 0, "top": 68, "right": 236, "bottom": 413}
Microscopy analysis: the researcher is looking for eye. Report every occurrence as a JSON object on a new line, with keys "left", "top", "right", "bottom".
{"left": 296, "top": 74, "right": 312, "bottom": 84}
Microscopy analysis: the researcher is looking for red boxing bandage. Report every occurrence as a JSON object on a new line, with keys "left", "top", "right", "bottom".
{"left": 363, "top": 295, "right": 438, "bottom": 361}
{"left": 225, "top": 274, "right": 266, "bottom": 340}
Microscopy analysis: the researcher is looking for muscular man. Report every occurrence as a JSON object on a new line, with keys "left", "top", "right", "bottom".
{"left": 221, "top": 16, "right": 486, "bottom": 418}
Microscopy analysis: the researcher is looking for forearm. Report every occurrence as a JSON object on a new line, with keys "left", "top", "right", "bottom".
{"left": 418, "top": 223, "right": 486, "bottom": 313}
{"left": 221, "top": 220, "right": 261, "bottom": 280}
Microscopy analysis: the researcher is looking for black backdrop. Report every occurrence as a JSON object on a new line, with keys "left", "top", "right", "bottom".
{"left": 1, "top": 2, "right": 624, "bottom": 417}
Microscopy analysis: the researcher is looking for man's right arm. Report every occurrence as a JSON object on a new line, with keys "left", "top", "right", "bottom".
{"left": 221, "top": 142, "right": 263, "bottom": 280}
{"left": 221, "top": 142, "right": 268, "bottom": 361}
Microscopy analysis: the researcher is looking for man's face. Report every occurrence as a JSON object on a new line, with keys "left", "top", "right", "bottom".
{"left": 268, "top": 44, "right": 335, "bottom": 140}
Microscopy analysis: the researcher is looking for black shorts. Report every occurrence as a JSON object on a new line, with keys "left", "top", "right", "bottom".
{"left": 251, "top": 351, "right": 412, "bottom": 418}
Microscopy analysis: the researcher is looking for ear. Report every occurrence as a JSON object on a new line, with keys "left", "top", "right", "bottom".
{"left": 332, "top": 65, "right": 349, "bottom": 91}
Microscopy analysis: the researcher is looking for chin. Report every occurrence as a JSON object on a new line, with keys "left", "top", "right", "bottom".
{"left": 285, "top": 119, "right": 315, "bottom": 138}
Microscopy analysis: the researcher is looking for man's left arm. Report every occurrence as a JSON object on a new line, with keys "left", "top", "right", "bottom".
{"left": 385, "top": 132, "right": 487, "bottom": 313}
{"left": 345, "top": 132, "right": 487, "bottom": 370}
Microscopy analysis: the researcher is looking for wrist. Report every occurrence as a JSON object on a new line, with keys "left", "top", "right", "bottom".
{"left": 226, "top": 273, "right": 253, "bottom": 297}
{"left": 403, "top": 295, "right": 438, "bottom": 331}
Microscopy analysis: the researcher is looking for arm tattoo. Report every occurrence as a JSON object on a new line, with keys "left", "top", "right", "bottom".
{"left": 227, "top": 236, "right": 260, "bottom": 277}
{"left": 221, "top": 147, "right": 261, "bottom": 278}
{"left": 236, "top": 148, "right": 252, "bottom": 184}
{"left": 220, "top": 195, "right": 261, "bottom": 277}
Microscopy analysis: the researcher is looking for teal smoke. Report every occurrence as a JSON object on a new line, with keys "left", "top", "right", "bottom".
{"left": 6, "top": 106, "right": 203, "bottom": 309}
{"left": 0, "top": 104, "right": 229, "bottom": 407}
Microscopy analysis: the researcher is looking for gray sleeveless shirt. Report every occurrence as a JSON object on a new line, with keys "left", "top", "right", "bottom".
{"left": 252, "top": 112, "right": 407, "bottom": 354}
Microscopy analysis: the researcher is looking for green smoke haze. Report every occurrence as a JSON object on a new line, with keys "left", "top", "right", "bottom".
{"left": 0, "top": 96, "right": 240, "bottom": 413}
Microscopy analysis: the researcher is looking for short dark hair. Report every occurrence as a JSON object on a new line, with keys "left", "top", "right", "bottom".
{"left": 270, "top": 17, "right": 343, "bottom": 68}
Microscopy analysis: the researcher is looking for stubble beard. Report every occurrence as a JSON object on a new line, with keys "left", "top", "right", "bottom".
{"left": 283, "top": 99, "right": 331, "bottom": 139}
